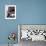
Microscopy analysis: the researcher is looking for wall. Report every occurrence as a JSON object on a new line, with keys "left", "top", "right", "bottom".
{"left": 0, "top": 0, "right": 46, "bottom": 44}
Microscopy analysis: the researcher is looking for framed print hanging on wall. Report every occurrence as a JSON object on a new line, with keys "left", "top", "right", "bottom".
{"left": 5, "top": 5, "right": 16, "bottom": 19}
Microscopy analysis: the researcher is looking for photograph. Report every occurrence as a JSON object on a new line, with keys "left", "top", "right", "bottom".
{"left": 18, "top": 24, "right": 46, "bottom": 46}
{"left": 5, "top": 5, "right": 16, "bottom": 19}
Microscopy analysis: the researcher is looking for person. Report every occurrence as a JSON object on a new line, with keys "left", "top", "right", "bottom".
{"left": 7, "top": 7, "right": 15, "bottom": 18}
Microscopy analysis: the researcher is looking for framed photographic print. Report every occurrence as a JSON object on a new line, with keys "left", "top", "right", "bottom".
{"left": 18, "top": 24, "right": 46, "bottom": 42}
{"left": 5, "top": 5, "right": 16, "bottom": 19}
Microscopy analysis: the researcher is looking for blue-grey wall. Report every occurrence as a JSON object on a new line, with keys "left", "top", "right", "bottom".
{"left": 0, "top": 0, "right": 46, "bottom": 44}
